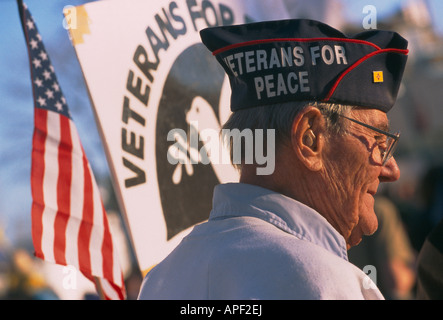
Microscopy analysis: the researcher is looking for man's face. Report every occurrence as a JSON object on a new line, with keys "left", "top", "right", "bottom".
{"left": 321, "top": 108, "right": 400, "bottom": 248}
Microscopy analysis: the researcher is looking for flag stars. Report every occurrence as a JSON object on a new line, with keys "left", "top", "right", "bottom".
{"left": 26, "top": 19, "right": 35, "bottom": 30}
{"left": 37, "top": 96, "right": 46, "bottom": 107}
{"left": 32, "top": 58, "right": 41, "bottom": 68}
{"left": 52, "top": 82, "right": 60, "bottom": 92}
{"left": 39, "top": 51, "right": 48, "bottom": 61}
{"left": 30, "top": 38, "right": 38, "bottom": 50}
{"left": 42, "top": 69, "right": 52, "bottom": 80}
{"left": 34, "top": 77, "right": 43, "bottom": 87}
{"left": 55, "top": 101, "right": 63, "bottom": 112}
{"left": 45, "top": 89, "right": 54, "bottom": 99}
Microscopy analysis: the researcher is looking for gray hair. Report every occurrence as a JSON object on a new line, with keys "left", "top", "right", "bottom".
{"left": 222, "top": 101, "right": 354, "bottom": 169}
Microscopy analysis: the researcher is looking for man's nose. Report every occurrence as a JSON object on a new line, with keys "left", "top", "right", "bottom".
{"left": 379, "top": 157, "right": 401, "bottom": 182}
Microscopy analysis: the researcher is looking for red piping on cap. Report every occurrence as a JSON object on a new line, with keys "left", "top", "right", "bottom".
{"left": 212, "top": 37, "right": 382, "bottom": 56}
{"left": 322, "top": 48, "right": 409, "bottom": 102}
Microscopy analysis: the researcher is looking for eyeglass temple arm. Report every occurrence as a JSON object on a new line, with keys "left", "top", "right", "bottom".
{"left": 338, "top": 114, "right": 399, "bottom": 139}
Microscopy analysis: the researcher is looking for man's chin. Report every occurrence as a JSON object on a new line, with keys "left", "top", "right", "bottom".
{"left": 347, "top": 219, "right": 375, "bottom": 246}
{"left": 361, "top": 209, "right": 379, "bottom": 236}
{"left": 347, "top": 234, "right": 363, "bottom": 249}
{"left": 347, "top": 214, "right": 379, "bottom": 249}
{"left": 360, "top": 195, "right": 379, "bottom": 234}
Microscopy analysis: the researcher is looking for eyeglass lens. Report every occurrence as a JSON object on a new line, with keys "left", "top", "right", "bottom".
{"left": 382, "top": 134, "right": 399, "bottom": 165}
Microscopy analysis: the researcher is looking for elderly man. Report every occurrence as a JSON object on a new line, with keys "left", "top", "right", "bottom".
{"left": 138, "top": 19, "right": 408, "bottom": 299}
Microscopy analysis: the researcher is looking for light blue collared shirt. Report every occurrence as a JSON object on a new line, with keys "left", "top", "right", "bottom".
{"left": 138, "top": 183, "right": 383, "bottom": 300}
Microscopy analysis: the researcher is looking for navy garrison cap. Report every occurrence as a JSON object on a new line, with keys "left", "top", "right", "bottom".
{"left": 200, "top": 19, "right": 408, "bottom": 112}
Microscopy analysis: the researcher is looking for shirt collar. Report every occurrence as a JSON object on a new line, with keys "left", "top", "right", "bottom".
{"left": 210, "top": 183, "right": 349, "bottom": 261}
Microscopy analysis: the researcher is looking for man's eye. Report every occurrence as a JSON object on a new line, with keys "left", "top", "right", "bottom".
{"left": 375, "top": 135, "right": 386, "bottom": 142}
{"left": 375, "top": 136, "right": 387, "bottom": 152}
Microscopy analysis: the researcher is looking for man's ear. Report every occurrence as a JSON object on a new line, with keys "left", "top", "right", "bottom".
{"left": 291, "top": 106, "right": 325, "bottom": 171}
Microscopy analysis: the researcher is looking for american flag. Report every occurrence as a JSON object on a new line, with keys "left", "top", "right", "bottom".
{"left": 18, "top": 0, "right": 126, "bottom": 300}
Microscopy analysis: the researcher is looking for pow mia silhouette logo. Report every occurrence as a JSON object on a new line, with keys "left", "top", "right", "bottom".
{"left": 156, "top": 43, "right": 238, "bottom": 240}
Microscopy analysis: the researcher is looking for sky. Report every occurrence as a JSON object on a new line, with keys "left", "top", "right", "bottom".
{"left": 0, "top": 0, "right": 442, "bottom": 247}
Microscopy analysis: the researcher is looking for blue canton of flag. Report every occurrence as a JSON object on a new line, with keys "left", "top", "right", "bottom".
{"left": 22, "top": 3, "right": 71, "bottom": 120}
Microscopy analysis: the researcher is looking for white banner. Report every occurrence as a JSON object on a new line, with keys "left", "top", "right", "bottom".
{"left": 68, "top": 0, "right": 289, "bottom": 274}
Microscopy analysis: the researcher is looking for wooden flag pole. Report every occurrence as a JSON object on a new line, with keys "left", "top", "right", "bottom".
{"left": 94, "top": 277, "right": 106, "bottom": 300}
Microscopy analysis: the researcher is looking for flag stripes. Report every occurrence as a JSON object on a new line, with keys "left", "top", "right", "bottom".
{"left": 30, "top": 108, "right": 125, "bottom": 290}
{"left": 18, "top": 0, "right": 125, "bottom": 299}
{"left": 30, "top": 108, "right": 48, "bottom": 260}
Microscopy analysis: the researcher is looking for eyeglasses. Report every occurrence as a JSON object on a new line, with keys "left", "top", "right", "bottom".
{"left": 338, "top": 114, "right": 400, "bottom": 166}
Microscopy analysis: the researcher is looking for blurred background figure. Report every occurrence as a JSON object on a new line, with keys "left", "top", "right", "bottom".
{"left": 416, "top": 217, "right": 443, "bottom": 299}
{"left": 415, "top": 165, "right": 443, "bottom": 299}
{"left": 418, "top": 166, "right": 443, "bottom": 238}
{"left": 2, "top": 247, "right": 59, "bottom": 300}
{"left": 417, "top": 220, "right": 443, "bottom": 300}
